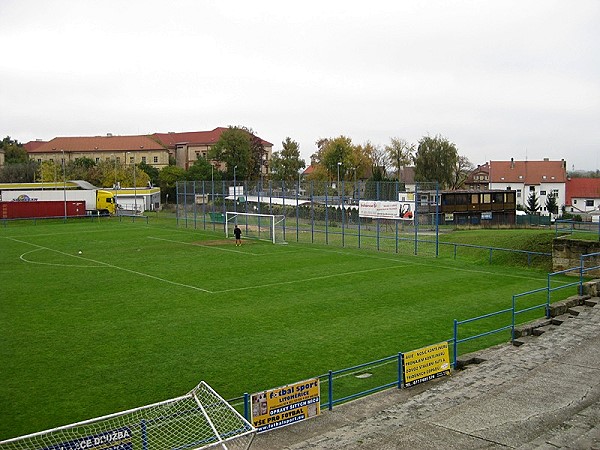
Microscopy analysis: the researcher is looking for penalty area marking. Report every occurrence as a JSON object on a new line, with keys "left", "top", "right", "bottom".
{"left": 147, "top": 236, "right": 259, "bottom": 255}
{"left": 213, "top": 263, "right": 410, "bottom": 294}
{"left": 8, "top": 237, "right": 213, "bottom": 293}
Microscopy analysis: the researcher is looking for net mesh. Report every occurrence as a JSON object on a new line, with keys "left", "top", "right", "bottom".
{"left": 0, "top": 382, "right": 255, "bottom": 450}
{"left": 226, "top": 212, "right": 285, "bottom": 244}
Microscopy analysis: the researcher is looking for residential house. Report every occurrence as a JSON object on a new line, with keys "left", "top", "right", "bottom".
{"left": 0, "top": 148, "right": 4, "bottom": 167}
{"left": 464, "top": 163, "right": 490, "bottom": 190}
{"left": 565, "top": 178, "right": 600, "bottom": 216}
{"left": 489, "top": 159, "right": 568, "bottom": 215}
{"left": 26, "top": 135, "right": 169, "bottom": 169}
{"left": 152, "top": 128, "right": 273, "bottom": 173}
{"left": 397, "top": 166, "right": 416, "bottom": 192}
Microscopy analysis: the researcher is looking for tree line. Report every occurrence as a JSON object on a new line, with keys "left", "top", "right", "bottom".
{"left": 6, "top": 128, "right": 593, "bottom": 200}
{"left": 0, "top": 131, "right": 479, "bottom": 200}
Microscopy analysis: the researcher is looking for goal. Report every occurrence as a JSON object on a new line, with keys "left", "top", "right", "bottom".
{"left": 225, "top": 212, "right": 286, "bottom": 244}
{"left": 0, "top": 381, "right": 255, "bottom": 450}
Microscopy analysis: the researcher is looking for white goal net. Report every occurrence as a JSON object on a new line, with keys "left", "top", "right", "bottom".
{"left": 0, "top": 381, "right": 255, "bottom": 450}
{"left": 225, "top": 212, "right": 286, "bottom": 244}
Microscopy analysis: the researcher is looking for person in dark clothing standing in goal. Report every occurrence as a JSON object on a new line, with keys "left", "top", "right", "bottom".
{"left": 233, "top": 224, "right": 242, "bottom": 246}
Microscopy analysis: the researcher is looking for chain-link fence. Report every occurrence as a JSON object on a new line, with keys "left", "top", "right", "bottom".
{"left": 176, "top": 180, "right": 441, "bottom": 257}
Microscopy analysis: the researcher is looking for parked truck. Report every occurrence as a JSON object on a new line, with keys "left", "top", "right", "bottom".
{"left": 0, "top": 200, "right": 87, "bottom": 219}
{"left": 0, "top": 189, "right": 117, "bottom": 215}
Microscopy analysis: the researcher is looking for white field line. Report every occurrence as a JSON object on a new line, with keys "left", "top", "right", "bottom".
{"left": 147, "top": 236, "right": 258, "bottom": 255}
{"left": 9, "top": 237, "right": 410, "bottom": 296}
{"left": 213, "top": 264, "right": 409, "bottom": 294}
{"left": 19, "top": 248, "right": 105, "bottom": 268}
{"left": 148, "top": 235, "right": 305, "bottom": 257}
{"left": 303, "top": 246, "right": 553, "bottom": 283}
{"left": 8, "top": 237, "right": 213, "bottom": 293}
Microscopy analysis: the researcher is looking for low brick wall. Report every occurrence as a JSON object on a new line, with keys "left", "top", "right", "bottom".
{"left": 552, "top": 237, "right": 600, "bottom": 276}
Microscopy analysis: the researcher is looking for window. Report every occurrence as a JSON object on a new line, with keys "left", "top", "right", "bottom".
{"left": 529, "top": 186, "right": 535, "bottom": 192}
{"left": 482, "top": 193, "right": 491, "bottom": 203}
{"left": 552, "top": 189, "right": 559, "bottom": 197}
{"left": 586, "top": 200, "right": 594, "bottom": 207}
{"left": 95, "top": 158, "right": 100, "bottom": 163}
{"left": 471, "top": 194, "right": 479, "bottom": 204}
{"left": 129, "top": 156, "right": 134, "bottom": 164}
{"left": 153, "top": 156, "right": 158, "bottom": 163}
{"left": 116, "top": 157, "right": 120, "bottom": 163}
{"left": 37, "top": 159, "right": 42, "bottom": 163}
{"left": 540, "top": 190, "right": 546, "bottom": 196}
{"left": 141, "top": 156, "right": 147, "bottom": 164}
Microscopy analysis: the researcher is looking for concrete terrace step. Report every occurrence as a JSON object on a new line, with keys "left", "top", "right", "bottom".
{"left": 567, "top": 305, "right": 588, "bottom": 316}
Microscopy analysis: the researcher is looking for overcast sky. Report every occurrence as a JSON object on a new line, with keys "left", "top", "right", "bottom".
{"left": 1, "top": 0, "right": 599, "bottom": 171}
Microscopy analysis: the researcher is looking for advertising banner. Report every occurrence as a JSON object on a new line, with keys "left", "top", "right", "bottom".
{"left": 251, "top": 378, "right": 320, "bottom": 433}
{"left": 359, "top": 196, "right": 414, "bottom": 221}
{"left": 403, "top": 342, "right": 451, "bottom": 388}
{"left": 359, "top": 201, "right": 401, "bottom": 219}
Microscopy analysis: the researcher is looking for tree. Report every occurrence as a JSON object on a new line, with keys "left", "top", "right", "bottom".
{"left": 2, "top": 136, "right": 28, "bottom": 164}
{"left": 0, "top": 161, "right": 37, "bottom": 183}
{"left": 450, "top": 155, "right": 475, "bottom": 190}
{"left": 186, "top": 157, "right": 220, "bottom": 181}
{"left": 413, "top": 135, "right": 459, "bottom": 189}
{"left": 320, "top": 136, "right": 354, "bottom": 182}
{"left": 248, "top": 134, "right": 266, "bottom": 181}
{"left": 209, "top": 126, "right": 256, "bottom": 179}
{"left": 525, "top": 191, "right": 539, "bottom": 215}
{"left": 270, "top": 137, "right": 306, "bottom": 183}
{"left": 385, "top": 138, "right": 414, "bottom": 181}
{"left": 545, "top": 194, "right": 558, "bottom": 217}
{"left": 159, "top": 165, "right": 186, "bottom": 202}
{"left": 138, "top": 161, "right": 160, "bottom": 186}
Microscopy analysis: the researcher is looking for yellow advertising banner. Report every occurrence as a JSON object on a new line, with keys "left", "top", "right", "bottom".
{"left": 251, "top": 378, "right": 320, "bottom": 433}
{"left": 403, "top": 342, "right": 451, "bottom": 388}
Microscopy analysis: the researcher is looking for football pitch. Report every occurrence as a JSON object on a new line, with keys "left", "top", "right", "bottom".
{"left": 0, "top": 219, "right": 562, "bottom": 440}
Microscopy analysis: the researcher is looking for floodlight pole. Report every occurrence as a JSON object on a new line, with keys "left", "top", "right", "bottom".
{"left": 135, "top": 146, "right": 142, "bottom": 214}
{"left": 233, "top": 165, "right": 237, "bottom": 213}
{"left": 61, "top": 149, "right": 66, "bottom": 219}
{"left": 337, "top": 161, "right": 342, "bottom": 206}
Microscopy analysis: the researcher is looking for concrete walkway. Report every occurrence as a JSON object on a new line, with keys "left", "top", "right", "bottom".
{"left": 254, "top": 299, "right": 600, "bottom": 449}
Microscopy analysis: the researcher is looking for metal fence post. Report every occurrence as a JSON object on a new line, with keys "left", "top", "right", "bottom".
{"left": 244, "top": 392, "right": 250, "bottom": 421}
{"left": 328, "top": 370, "right": 333, "bottom": 411}
{"left": 453, "top": 319, "right": 458, "bottom": 368}
{"left": 397, "top": 353, "right": 403, "bottom": 389}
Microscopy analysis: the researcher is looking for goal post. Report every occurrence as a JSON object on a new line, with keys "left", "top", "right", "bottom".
{"left": 225, "top": 212, "right": 286, "bottom": 244}
{"left": 0, "top": 381, "right": 255, "bottom": 450}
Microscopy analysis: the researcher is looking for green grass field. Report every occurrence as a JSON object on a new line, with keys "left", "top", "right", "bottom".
{"left": 0, "top": 218, "right": 576, "bottom": 440}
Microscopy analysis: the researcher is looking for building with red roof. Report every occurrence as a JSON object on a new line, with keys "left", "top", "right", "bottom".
{"left": 23, "top": 127, "right": 273, "bottom": 173}
{"left": 152, "top": 128, "right": 273, "bottom": 172}
{"left": 565, "top": 178, "right": 600, "bottom": 215}
{"left": 26, "top": 134, "right": 169, "bottom": 168}
{"left": 464, "top": 163, "right": 490, "bottom": 191}
{"left": 489, "top": 158, "right": 567, "bottom": 215}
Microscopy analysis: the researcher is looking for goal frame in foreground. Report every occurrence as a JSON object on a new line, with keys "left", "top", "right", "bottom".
{"left": 225, "top": 212, "right": 286, "bottom": 244}
{"left": 0, "top": 381, "right": 256, "bottom": 450}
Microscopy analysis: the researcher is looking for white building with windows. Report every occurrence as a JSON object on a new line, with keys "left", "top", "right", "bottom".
{"left": 566, "top": 178, "right": 600, "bottom": 217}
{"left": 489, "top": 159, "right": 567, "bottom": 216}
